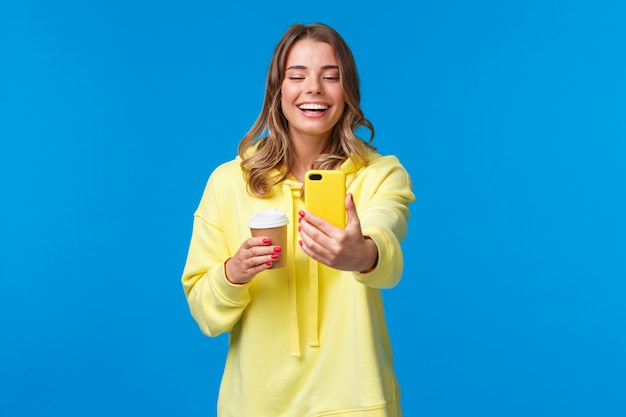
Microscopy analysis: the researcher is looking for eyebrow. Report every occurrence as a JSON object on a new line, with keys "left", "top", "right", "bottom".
{"left": 286, "top": 65, "right": 340, "bottom": 71}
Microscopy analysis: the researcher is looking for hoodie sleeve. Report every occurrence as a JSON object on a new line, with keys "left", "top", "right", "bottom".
{"left": 181, "top": 170, "right": 251, "bottom": 337}
{"left": 352, "top": 155, "right": 415, "bottom": 289}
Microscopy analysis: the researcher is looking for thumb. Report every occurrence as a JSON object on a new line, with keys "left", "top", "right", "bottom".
{"left": 345, "top": 193, "right": 359, "bottom": 227}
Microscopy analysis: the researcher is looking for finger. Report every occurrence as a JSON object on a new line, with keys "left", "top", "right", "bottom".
{"left": 299, "top": 219, "right": 338, "bottom": 262}
{"left": 299, "top": 234, "right": 332, "bottom": 264}
{"left": 299, "top": 216, "right": 334, "bottom": 252}
{"left": 245, "top": 236, "right": 273, "bottom": 248}
{"left": 248, "top": 257, "right": 277, "bottom": 271}
{"left": 299, "top": 209, "right": 338, "bottom": 237}
{"left": 231, "top": 251, "right": 277, "bottom": 281}
{"left": 345, "top": 193, "right": 356, "bottom": 223}
{"left": 299, "top": 209, "right": 324, "bottom": 228}
{"left": 344, "top": 193, "right": 363, "bottom": 232}
{"left": 242, "top": 236, "right": 280, "bottom": 260}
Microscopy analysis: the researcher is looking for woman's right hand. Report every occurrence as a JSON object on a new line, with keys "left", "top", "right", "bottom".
{"left": 224, "top": 237, "right": 282, "bottom": 284}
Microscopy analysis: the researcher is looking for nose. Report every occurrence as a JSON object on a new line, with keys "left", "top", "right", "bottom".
{"left": 305, "top": 77, "right": 323, "bottom": 95}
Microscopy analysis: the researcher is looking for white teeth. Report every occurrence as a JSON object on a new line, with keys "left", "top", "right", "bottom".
{"left": 298, "top": 103, "right": 328, "bottom": 110}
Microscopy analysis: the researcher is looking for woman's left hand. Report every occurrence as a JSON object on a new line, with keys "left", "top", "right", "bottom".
{"left": 298, "top": 193, "right": 378, "bottom": 272}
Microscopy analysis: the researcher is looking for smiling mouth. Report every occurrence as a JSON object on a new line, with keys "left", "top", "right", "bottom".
{"left": 298, "top": 103, "right": 329, "bottom": 112}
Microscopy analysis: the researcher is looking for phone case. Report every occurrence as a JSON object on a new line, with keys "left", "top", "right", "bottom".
{"left": 305, "top": 170, "right": 347, "bottom": 228}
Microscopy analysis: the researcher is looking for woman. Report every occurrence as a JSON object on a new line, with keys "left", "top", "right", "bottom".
{"left": 181, "top": 22, "right": 415, "bottom": 417}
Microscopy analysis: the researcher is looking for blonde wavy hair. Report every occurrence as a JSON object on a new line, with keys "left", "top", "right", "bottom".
{"left": 237, "top": 23, "right": 375, "bottom": 197}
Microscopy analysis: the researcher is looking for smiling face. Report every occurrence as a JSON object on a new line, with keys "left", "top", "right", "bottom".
{"left": 280, "top": 39, "right": 346, "bottom": 146}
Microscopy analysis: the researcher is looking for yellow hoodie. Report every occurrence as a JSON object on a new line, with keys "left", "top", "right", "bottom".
{"left": 181, "top": 149, "right": 415, "bottom": 417}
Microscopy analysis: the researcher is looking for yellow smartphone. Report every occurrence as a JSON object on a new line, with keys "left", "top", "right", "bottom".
{"left": 304, "top": 170, "right": 347, "bottom": 228}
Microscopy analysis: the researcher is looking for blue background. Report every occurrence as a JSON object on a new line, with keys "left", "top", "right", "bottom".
{"left": 1, "top": 0, "right": 625, "bottom": 416}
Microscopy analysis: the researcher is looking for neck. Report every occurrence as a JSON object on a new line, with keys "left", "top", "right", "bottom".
{"left": 289, "top": 134, "right": 330, "bottom": 182}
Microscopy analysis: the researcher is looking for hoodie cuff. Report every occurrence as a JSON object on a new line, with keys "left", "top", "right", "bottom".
{"left": 355, "top": 227, "right": 386, "bottom": 277}
{"left": 359, "top": 236, "right": 379, "bottom": 273}
{"left": 215, "top": 258, "right": 252, "bottom": 303}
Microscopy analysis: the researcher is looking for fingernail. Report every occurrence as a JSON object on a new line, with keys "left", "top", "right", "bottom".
{"left": 271, "top": 254, "right": 279, "bottom": 260}
{"left": 266, "top": 261, "right": 273, "bottom": 266}
{"left": 298, "top": 210, "right": 305, "bottom": 217}
{"left": 298, "top": 216, "right": 302, "bottom": 223}
{"left": 274, "top": 246, "right": 282, "bottom": 252}
{"left": 263, "top": 238, "right": 271, "bottom": 244}
{"left": 299, "top": 240, "right": 303, "bottom": 246}
{"left": 298, "top": 226, "right": 301, "bottom": 232}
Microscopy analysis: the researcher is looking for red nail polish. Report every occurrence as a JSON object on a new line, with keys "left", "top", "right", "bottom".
{"left": 274, "top": 246, "right": 282, "bottom": 252}
{"left": 263, "top": 238, "right": 271, "bottom": 244}
{"left": 299, "top": 240, "right": 303, "bottom": 246}
{"left": 298, "top": 210, "right": 305, "bottom": 217}
{"left": 271, "top": 254, "right": 279, "bottom": 260}
{"left": 266, "top": 261, "right": 272, "bottom": 266}
{"left": 298, "top": 226, "right": 301, "bottom": 232}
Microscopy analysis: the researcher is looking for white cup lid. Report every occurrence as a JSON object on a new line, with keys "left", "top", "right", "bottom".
{"left": 248, "top": 209, "right": 289, "bottom": 228}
